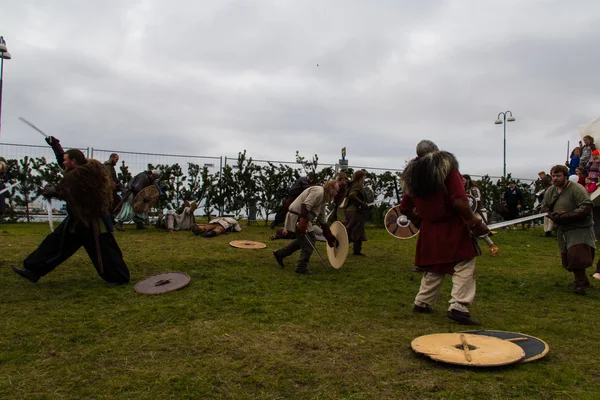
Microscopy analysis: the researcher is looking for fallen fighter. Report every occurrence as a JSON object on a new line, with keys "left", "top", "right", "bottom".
{"left": 191, "top": 217, "right": 242, "bottom": 237}
{"left": 156, "top": 201, "right": 198, "bottom": 232}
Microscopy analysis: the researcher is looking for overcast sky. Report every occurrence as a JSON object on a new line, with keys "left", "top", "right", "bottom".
{"left": 1, "top": 0, "right": 599, "bottom": 180}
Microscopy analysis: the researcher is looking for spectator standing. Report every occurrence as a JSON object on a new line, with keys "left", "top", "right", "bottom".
{"left": 586, "top": 150, "right": 600, "bottom": 182}
{"left": 580, "top": 135, "right": 596, "bottom": 169}
{"left": 502, "top": 181, "right": 523, "bottom": 231}
{"left": 567, "top": 147, "right": 581, "bottom": 176}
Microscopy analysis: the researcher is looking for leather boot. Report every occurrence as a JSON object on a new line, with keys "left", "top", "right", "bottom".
{"left": 353, "top": 241, "right": 365, "bottom": 256}
{"left": 447, "top": 309, "right": 481, "bottom": 325}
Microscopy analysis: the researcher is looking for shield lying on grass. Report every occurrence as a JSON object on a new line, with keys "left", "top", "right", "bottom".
{"left": 134, "top": 272, "right": 191, "bottom": 295}
{"left": 411, "top": 333, "right": 525, "bottom": 367}
{"left": 460, "top": 330, "right": 550, "bottom": 363}
{"left": 230, "top": 240, "right": 267, "bottom": 249}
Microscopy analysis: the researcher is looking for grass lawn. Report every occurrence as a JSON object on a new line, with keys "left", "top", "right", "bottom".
{"left": 1, "top": 221, "right": 600, "bottom": 399}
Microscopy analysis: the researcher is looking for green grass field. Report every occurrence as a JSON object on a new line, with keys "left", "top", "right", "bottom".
{"left": 1, "top": 222, "right": 600, "bottom": 399}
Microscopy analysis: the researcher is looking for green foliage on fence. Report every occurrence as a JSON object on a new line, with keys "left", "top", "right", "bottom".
{"left": 1, "top": 151, "right": 540, "bottom": 224}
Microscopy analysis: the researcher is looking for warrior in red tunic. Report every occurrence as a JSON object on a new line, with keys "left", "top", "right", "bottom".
{"left": 399, "top": 140, "right": 489, "bottom": 325}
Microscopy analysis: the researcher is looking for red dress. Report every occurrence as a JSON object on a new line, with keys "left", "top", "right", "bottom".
{"left": 400, "top": 169, "right": 476, "bottom": 275}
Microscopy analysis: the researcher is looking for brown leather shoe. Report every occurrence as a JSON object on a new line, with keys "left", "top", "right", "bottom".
{"left": 447, "top": 309, "right": 481, "bottom": 325}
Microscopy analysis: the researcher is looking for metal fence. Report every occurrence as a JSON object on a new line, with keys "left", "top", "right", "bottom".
{"left": 91, "top": 148, "right": 222, "bottom": 177}
{"left": 0, "top": 142, "right": 90, "bottom": 161}
{"left": 1, "top": 141, "right": 537, "bottom": 183}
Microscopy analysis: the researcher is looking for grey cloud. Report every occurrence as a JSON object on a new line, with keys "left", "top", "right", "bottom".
{"left": 2, "top": 1, "right": 600, "bottom": 180}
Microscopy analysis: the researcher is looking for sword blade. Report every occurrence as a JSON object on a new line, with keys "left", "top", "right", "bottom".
{"left": 487, "top": 213, "right": 547, "bottom": 231}
{"left": 18, "top": 117, "right": 48, "bottom": 138}
{"left": 0, "top": 182, "right": 17, "bottom": 195}
{"left": 303, "top": 233, "right": 329, "bottom": 269}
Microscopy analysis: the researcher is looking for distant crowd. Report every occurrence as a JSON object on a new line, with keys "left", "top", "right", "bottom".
{"left": 567, "top": 134, "right": 599, "bottom": 193}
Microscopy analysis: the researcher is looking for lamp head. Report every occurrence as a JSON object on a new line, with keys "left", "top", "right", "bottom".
{"left": 507, "top": 116, "right": 515, "bottom": 122}
{"left": 494, "top": 119, "right": 503, "bottom": 125}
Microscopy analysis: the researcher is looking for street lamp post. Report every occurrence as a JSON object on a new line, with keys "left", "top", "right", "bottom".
{"left": 0, "top": 36, "right": 12, "bottom": 140}
{"left": 494, "top": 110, "right": 515, "bottom": 179}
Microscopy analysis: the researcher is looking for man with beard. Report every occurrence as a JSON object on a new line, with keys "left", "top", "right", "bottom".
{"left": 400, "top": 140, "right": 488, "bottom": 325}
{"left": 12, "top": 136, "right": 130, "bottom": 285}
{"left": 114, "top": 169, "right": 161, "bottom": 231}
{"left": 104, "top": 153, "right": 123, "bottom": 213}
{"left": 270, "top": 172, "right": 316, "bottom": 229}
{"left": 543, "top": 165, "right": 595, "bottom": 295}
{"left": 273, "top": 180, "right": 339, "bottom": 275}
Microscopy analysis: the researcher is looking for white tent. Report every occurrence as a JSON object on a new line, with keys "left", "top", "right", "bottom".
{"left": 579, "top": 116, "right": 600, "bottom": 144}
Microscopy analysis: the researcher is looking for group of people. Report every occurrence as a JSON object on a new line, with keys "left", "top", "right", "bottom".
{"left": 568, "top": 135, "right": 600, "bottom": 190}
{"left": 8, "top": 135, "right": 244, "bottom": 286}
{"left": 8, "top": 135, "right": 600, "bottom": 326}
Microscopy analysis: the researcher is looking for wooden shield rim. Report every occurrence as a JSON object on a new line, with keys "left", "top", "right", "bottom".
{"left": 411, "top": 333, "right": 525, "bottom": 367}
{"left": 132, "top": 185, "right": 160, "bottom": 213}
{"left": 326, "top": 221, "right": 349, "bottom": 269}
{"left": 134, "top": 272, "right": 191, "bottom": 295}
{"left": 384, "top": 205, "right": 419, "bottom": 239}
{"left": 229, "top": 240, "right": 267, "bottom": 249}
{"left": 460, "top": 330, "right": 550, "bottom": 363}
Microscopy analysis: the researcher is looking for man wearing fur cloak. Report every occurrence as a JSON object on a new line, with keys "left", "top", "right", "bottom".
{"left": 399, "top": 140, "right": 489, "bottom": 325}
{"left": 12, "top": 136, "right": 130, "bottom": 285}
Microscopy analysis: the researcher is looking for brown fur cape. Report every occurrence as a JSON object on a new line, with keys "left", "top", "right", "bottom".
{"left": 57, "top": 159, "right": 114, "bottom": 225}
{"left": 400, "top": 151, "right": 459, "bottom": 198}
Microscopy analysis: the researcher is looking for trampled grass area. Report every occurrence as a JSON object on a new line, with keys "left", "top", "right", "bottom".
{"left": 1, "top": 222, "right": 600, "bottom": 399}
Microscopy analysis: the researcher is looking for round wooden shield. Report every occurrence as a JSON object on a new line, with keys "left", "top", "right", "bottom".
{"left": 134, "top": 272, "right": 191, "bottom": 295}
{"left": 411, "top": 333, "right": 525, "bottom": 367}
{"left": 460, "top": 330, "right": 550, "bottom": 363}
{"left": 132, "top": 185, "right": 160, "bottom": 213}
{"left": 467, "top": 194, "right": 478, "bottom": 212}
{"left": 326, "top": 221, "right": 349, "bottom": 269}
{"left": 230, "top": 240, "right": 267, "bottom": 249}
{"left": 385, "top": 205, "right": 419, "bottom": 239}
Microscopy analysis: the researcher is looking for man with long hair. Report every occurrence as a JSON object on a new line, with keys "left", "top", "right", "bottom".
{"left": 273, "top": 180, "right": 339, "bottom": 274}
{"left": 400, "top": 140, "right": 488, "bottom": 325}
{"left": 344, "top": 170, "right": 368, "bottom": 256}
